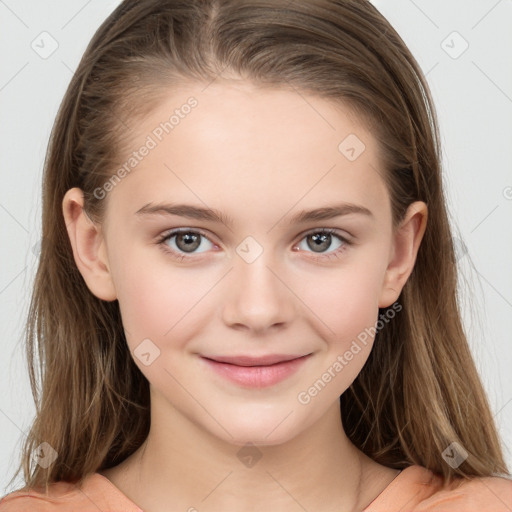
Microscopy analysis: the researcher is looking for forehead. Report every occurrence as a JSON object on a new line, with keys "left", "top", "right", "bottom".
{"left": 104, "top": 80, "right": 389, "bottom": 228}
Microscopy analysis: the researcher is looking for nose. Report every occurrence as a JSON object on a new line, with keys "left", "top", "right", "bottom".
{"left": 221, "top": 251, "right": 295, "bottom": 334}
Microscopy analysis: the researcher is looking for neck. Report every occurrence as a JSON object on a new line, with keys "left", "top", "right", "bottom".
{"left": 105, "top": 392, "right": 374, "bottom": 512}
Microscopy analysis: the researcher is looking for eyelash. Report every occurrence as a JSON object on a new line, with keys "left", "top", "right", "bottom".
{"left": 155, "top": 227, "right": 352, "bottom": 263}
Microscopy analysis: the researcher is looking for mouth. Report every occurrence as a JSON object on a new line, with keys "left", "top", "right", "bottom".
{"left": 202, "top": 354, "right": 309, "bottom": 366}
{"left": 200, "top": 353, "right": 312, "bottom": 388}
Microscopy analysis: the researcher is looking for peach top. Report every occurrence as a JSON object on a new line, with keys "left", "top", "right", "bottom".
{"left": 1, "top": 465, "right": 511, "bottom": 511}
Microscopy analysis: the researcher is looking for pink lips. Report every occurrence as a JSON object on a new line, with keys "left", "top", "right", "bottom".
{"left": 201, "top": 353, "right": 311, "bottom": 388}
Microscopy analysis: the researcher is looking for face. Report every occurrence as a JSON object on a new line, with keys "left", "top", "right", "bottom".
{"left": 96, "top": 80, "right": 400, "bottom": 446}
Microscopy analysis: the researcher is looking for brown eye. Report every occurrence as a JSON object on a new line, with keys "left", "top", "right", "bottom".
{"left": 306, "top": 232, "right": 334, "bottom": 253}
{"left": 175, "top": 232, "right": 201, "bottom": 252}
{"left": 159, "top": 229, "right": 215, "bottom": 256}
{"left": 297, "top": 229, "right": 346, "bottom": 255}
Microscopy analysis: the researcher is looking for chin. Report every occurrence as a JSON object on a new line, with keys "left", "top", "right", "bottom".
{"left": 205, "top": 408, "right": 305, "bottom": 448}
{"left": 222, "top": 428, "right": 297, "bottom": 448}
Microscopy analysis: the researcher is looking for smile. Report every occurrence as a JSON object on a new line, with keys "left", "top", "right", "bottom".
{"left": 200, "top": 353, "right": 312, "bottom": 388}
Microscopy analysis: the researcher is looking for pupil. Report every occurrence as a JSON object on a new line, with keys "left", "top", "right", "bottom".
{"left": 177, "top": 232, "right": 200, "bottom": 252}
{"left": 309, "top": 233, "right": 330, "bottom": 253}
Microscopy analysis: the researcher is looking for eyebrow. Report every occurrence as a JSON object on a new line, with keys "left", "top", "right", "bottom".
{"left": 134, "top": 201, "right": 373, "bottom": 226}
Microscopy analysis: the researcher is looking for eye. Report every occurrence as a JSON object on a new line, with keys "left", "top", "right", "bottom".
{"left": 157, "top": 228, "right": 216, "bottom": 260}
{"left": 156, "top": 227, "right": 352, "bottom": 262}
{"left": 294, "top": 228, "right": 351, "bottom": 260}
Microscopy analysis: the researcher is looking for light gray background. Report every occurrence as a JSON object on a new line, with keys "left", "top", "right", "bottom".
{"left": 1, "top": 0, "right": 511, "bottom": 493}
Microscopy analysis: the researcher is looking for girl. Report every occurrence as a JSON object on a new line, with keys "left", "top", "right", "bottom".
{"left": 1, "top": 0, "right": 511, "bottom": 511}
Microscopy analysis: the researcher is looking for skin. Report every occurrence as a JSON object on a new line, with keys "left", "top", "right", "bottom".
{"left": 63, "top": 80, "right": 427, "bottom": 512}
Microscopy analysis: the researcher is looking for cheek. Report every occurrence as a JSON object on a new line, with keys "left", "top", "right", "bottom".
{"left": 297, "top": 253, "right": 387, "bottom": 342}
{"left": 291, "top": 259, "right": 387, "bottom": 407}
{"left": 110, "top": 247, "right": 196, "bottom": 348}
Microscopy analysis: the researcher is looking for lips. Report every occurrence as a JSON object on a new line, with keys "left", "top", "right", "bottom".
{"left": 202, "top": 354, "right": 307, "bottom": 366}
{"left": 200, "top": 353, "right": 312, "bottom": 388}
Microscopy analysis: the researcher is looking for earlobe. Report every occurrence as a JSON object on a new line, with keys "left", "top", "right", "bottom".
{"left": 62, "top": 187, "right": 117, "bottom": 302}
{"left": 378, "top": 201, "right": 428, "bottom": 308}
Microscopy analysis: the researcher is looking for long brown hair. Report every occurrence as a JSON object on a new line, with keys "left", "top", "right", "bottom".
{"left": 10, "top": 0, "right": 509, "bottom": 492}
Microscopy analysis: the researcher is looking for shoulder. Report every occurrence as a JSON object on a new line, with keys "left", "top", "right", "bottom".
{"left": 0, "top": 479, "right": 79, "bottom": 511}
{"left": 366, "top": 464, "right": 512, "bottom": 512}
{"left": 414, "top": 472, "right": 512, "bottom": 511}
{"left": 0, "top": 473, "right": 143, "bottom": 512}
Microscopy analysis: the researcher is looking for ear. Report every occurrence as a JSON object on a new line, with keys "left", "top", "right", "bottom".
{"left": 378, "top": 201, "right": 428, "bottom": 308}
{"left": 62, "top": 187, "right": 117, "bottom": 302}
